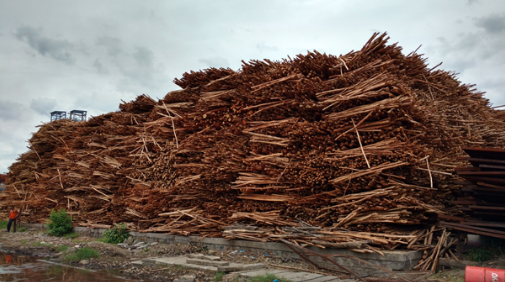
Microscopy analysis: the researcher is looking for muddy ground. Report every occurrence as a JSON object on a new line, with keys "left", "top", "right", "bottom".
{"left": 1, "top": 229, "right": 504, "bottom": 282}
{"left": 0, "top": 229, "right": 325, "bottom": 282}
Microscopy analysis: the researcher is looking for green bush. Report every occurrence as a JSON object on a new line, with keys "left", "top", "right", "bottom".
{"left": 47, "top": 209, "right": 73, "bottom": 236}
{"left": 102, "top": 223, "right": 129, "bottom": 244}
{"left": 469, "top": 248, "right": 492, "bottom": 262}
{"left": 466, "top": 237, "right": 504, "bottom": 262}
{"left": 0, "top": 220, "right": 8, "bottom": 229}
{"left": 63, "top": 247, "right": 99, "bottom": 261}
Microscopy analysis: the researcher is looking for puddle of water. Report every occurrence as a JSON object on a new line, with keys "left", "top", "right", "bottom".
{"left": 0, "top": 252, "right": 137, "bottom": 282}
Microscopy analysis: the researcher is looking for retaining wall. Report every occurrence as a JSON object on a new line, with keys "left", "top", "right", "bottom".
{"left": 21, "top": 223, "right": 422, "bottom": 275}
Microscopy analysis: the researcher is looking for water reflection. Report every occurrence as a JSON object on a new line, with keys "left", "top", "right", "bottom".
{"left": 0, "top": 252, "right": 136, "bottom": 282}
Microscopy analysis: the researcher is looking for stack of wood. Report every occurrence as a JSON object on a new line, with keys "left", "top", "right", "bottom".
{"left": 2, "top": 33, "right": 505, "bottom": 261}
{"left": 442, "top": 147, "right": 505, "bottom": 240}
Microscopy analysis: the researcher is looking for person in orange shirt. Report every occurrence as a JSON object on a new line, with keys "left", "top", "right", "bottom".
{"left": 7, "top": 206, "right": 19, "bottom": 232}
{"left": 5, "top": 255, "right": 12, "bottom": 264}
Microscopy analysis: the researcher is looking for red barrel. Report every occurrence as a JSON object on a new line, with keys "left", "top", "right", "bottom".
{"left": 466, "top": 266, "right": 505, "bottom": 282}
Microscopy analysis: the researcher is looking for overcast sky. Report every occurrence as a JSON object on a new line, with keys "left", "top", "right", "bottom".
{"left": 1, "top": 0, "right": 504, "bottom": 173}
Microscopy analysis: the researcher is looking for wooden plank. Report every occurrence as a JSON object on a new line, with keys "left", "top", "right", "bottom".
{"left": 469, "top": 205, "right": 505, "bottom": 211}
{"left": 462, "top": 147, "right": 505, "bottom": 160}
{"left": 458, "top": 171, "right": 505, "bottom": 177}
{"left": 473, "top": 211, "right": 505, "bottom": 217}
{"left": 468, "top": 158, "right": 505, "bottom": 167}
{"left": 464, "top": 220, "right": 505, "bottom": 229}
{"left": 479, "top": 164, "right": 505, "bottom": 171}
{"left": 460, "top": 176, "right": 505, "bottom": 185}
{"left": 440, "top": 222, "right": 505, "bottom": 239}
{"left": 441, "top": 222, "right": 505, "bottom": 236}
{"left": 476, "top": 182, "right": 505, "bottom": 190}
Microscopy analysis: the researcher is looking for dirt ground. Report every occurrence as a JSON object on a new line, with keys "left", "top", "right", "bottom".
{"left": 1, "top": 229, "right": 504, "bottom": 282}
{"left": 0, "top": 229, "right": 323, "bottom": 282}
{"left": 425, "top": 258, "right": 505, "bottom": 282}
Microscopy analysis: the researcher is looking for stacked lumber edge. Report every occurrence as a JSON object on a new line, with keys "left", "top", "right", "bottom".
{"left": 443, "top": 147, "right": 505, "bottom": 240}
{"left": 2, "top": 33, "right": 505, "bottom": 271}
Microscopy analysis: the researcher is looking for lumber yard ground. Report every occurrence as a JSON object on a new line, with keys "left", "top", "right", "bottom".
{"left": 1, "top": 225, "right": 505, "bottom": 282}
{"left": 0, "top": 227, "right": 353, "bottom": 282}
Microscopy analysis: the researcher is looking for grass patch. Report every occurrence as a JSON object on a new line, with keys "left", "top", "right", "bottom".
{"left": 0, "top": 221, "right": 26, "bottom": 232}
{"left": 249, "top": 274, "right": 291, "bottom": 282}
{"left": 20, "top": 239, "right": 28, "bottom": 244}
{"left": 63, "top": 232, "right": 79, "bottom": 239}
{"left": 214, "top": 271, "right": 225, "bottom": 281}
{"left": 429, "top": 269, "right": 464, "bottom": 282}
{"left": 63, "top": 247, "right": 100, "bottom": 262}
{"left": 31, "top": 241, "right": 48, "bottom": 247}
{"left": 55, "top": 245, "right": 69, "bottom": 252}
{"left": 465, "top": 237, "right": 504, "bottom": 262}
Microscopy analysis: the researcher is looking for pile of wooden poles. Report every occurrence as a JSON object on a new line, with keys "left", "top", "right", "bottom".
{"left": 2, "top": 33, "right": 505, "bottom": 266}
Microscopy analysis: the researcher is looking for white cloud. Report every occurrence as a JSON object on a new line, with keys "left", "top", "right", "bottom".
{"left": 30, "top": 97, "right": 58, "bottom": 116}
{"left": 198, "top": 57, "right": 230, "bottom": 68}
{"left": 0, "top": 0, "right": 505, "bottom": 172}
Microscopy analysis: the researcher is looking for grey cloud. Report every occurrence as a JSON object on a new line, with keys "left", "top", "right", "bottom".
{"left": 114, "top": 46, "right": 169, "bottom": 92}
{"left": 30, "top": 97, "right": 57, "bottom": 116}
{"left": 198, "top": 56, "right": 230, "bottom": 68}
{"left": 0, "top": 101, "right": 25, "bottom": 121}
{"left": 433, "top": 32, "right": 490, "bottom": 72}
{"left": 96, "top": 36, "right": 123, "bottom": 57}
{"left": 133, "top": 47, "right": 154, "bottom": 68}
{"left": 14, "top": 26, "right": 75, "bottom": 64}
{"left": 119, "top": 46, "right": 156, "bottom": 81}
{"left": 73, "top": 92, "right": 120, "bottom": 114}
{"left": 93, "top": 59, "right": 109, "bottom": 74}
{"left": 475, "top": 14, "right": 505, "bottom": 34}
{"left": 467, "top": 0, "right": 480, "bottom": 5}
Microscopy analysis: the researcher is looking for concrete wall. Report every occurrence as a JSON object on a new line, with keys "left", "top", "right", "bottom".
{"left": 21, "top": 223, "right": 422, "bottom": 275}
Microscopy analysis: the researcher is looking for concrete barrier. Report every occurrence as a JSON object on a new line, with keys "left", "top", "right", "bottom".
{"left": 21, "top": 222, "right": 422, "bottom": 275}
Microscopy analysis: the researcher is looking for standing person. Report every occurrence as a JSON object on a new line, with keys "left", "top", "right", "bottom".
{"left": 7, "top": 206, "right": 19, "bottom": 232}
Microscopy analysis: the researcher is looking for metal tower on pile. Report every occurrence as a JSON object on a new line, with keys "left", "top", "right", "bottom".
{"left": 69, "top": 110, "right": 87, "bottom": 122}
{"left": 50, "top": 111, "right": 67, "bottom": 121}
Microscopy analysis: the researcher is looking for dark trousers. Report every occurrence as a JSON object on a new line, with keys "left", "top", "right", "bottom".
{"left": 7, "top": 219, "right": 15, "bottom": 232}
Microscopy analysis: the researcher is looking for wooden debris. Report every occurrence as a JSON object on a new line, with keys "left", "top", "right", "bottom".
{"left": 1, "top": 32, "right": 505, "bottom": 267}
